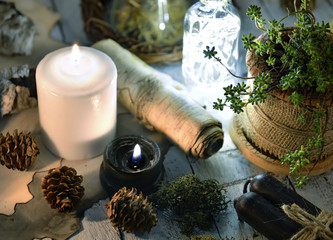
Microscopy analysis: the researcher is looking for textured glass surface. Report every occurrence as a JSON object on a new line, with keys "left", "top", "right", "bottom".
{"left": 182, "top": 0, "right": 241, "bottom": 93}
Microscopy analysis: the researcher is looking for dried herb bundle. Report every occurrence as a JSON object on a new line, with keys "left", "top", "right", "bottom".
{"left": 149, "top": 175, "right": 229, "bottom": 235}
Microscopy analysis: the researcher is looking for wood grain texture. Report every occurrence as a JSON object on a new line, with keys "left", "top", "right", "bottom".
{"left": 0, "top": 0, "right": 331, "bottom": 239}
{"left": 69, "top": 199, "right": 121, "bottom": 240}
{"left": 67, "top": 0, "right": 333, "bottom": 239}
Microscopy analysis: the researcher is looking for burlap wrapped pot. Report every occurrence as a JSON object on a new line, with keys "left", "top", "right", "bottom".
{"left": 230, "top": 29, "right": 333, "bottom": 176}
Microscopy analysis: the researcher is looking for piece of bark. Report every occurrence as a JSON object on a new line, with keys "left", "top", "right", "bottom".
{"left": 93, "top": 39, "right": 224, "bottom": 159}
{"left": 0, "top": 64, "right": 30, "bottom": 79}
{"left": 0, "top": 1, "right": 35, "bottom": 56}
{"left": 0, "top": 78, "right": 16, "bottom": 116}
{"left": 0, "top": 65, "right": 37, "bottom": 116}
{"left": 8, "top": 66, "right": 37, "bottom": 99}
{"left": 15, "top": 85, "right": 37, "bottom": 111}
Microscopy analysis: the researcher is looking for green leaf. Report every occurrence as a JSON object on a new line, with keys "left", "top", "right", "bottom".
{"left": 203, "top": 46, "right": 217, "bottom": 59}
{"left": 242, "top": 34, "right": 257, "bottom": 50}
{"left": 289, "top": 91, "right": 305, "bottom": 106}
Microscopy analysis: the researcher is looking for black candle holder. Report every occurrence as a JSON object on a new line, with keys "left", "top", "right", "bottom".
{"left": 100, "top": 135, "right": 164, "bottom": 195}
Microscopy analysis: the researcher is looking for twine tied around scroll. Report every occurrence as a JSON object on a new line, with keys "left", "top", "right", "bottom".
{"left": 282, "top": 203, "right": 333, "bottom": 240}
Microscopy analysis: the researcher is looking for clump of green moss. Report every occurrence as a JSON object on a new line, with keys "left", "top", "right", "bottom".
{"left": 181, "top": 235, "right": 252, "bottom": 240}
{"left": 186, "top": 237, "right": 222, "bottom": 240}
{"left": 185, "top": 236, "right": 253, "bottom": 240}
{"left": 149, "top": 175, "right": 229, "bottom": 235}
{"left": 183, "top": 236, "right": 235, "bottom": 240}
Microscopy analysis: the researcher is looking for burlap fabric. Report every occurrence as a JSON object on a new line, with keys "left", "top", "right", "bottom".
{"left": 239, "top": 93, "right": 333, "bottom": 161}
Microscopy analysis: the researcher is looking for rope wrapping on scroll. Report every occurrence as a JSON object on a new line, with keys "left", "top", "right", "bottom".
{"left": 282, "top": 204, "right": 333, "bottom": 240}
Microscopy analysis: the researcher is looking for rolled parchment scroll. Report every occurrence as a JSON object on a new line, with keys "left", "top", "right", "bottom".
{"left": 93, "top": 39, "right": 223, "bottom": 159}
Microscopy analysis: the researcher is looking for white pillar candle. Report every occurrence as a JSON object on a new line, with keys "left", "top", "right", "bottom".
{"left": 36, "top": 44, "right": 117, "bottom": 160}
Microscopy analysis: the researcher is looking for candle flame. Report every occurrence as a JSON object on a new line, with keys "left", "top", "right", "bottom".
{"left": 132, "top": 144, "right": 142, "bottom": 165}
{"left": 71, "top": 43, "right": 80, "bottom": 63}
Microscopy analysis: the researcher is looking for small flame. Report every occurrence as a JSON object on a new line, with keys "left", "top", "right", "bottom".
{"left": 132, "top": 144, "right": 142, "bottom": 165}
{"left": 71, "top": 43, "right": 80, "bottom": 63}
{"left": 159, "top": 23, "right": 166, "bottom": 30}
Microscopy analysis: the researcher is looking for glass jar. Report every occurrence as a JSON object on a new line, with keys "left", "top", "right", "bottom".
{"left": 110, "top": 0, "right": 191, "bottom": 46}
{"left": 182, "top": 0, "right": 241, "bottom": 107}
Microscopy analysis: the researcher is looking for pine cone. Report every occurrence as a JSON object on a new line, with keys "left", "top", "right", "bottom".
{"left": 106, "top": 187, "right": 158, "bottom": 233}
{"left": 0, "top": 129, "right": 40, "bottom": 170}
{"left": 41, "top": 166, "right": 85, "bottom": 213}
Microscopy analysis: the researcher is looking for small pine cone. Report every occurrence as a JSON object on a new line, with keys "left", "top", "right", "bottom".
{"left": 41, "top": 166, "right": 85, "bottom": 213}
{"left": 0, "top": 129, "right": 40, "bottom": 171}
{"left": 106, "top": 187, "right": 158, "bottom": 233}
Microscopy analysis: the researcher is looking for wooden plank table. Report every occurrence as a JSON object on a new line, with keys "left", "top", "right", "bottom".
{"left": 2, "top": 0, "right": 333, "bottom": 239}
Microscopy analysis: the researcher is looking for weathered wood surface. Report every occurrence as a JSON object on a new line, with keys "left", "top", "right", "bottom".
{"left": 3, "top": 0, "right": 333, "bottom": 239}
{"left": 66, "top": 0, "right": 333, "bottom": 239}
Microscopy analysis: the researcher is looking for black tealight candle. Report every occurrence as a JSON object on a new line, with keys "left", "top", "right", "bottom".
{"left": 100, "top": 135, "right": 164, "bottom": 195}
